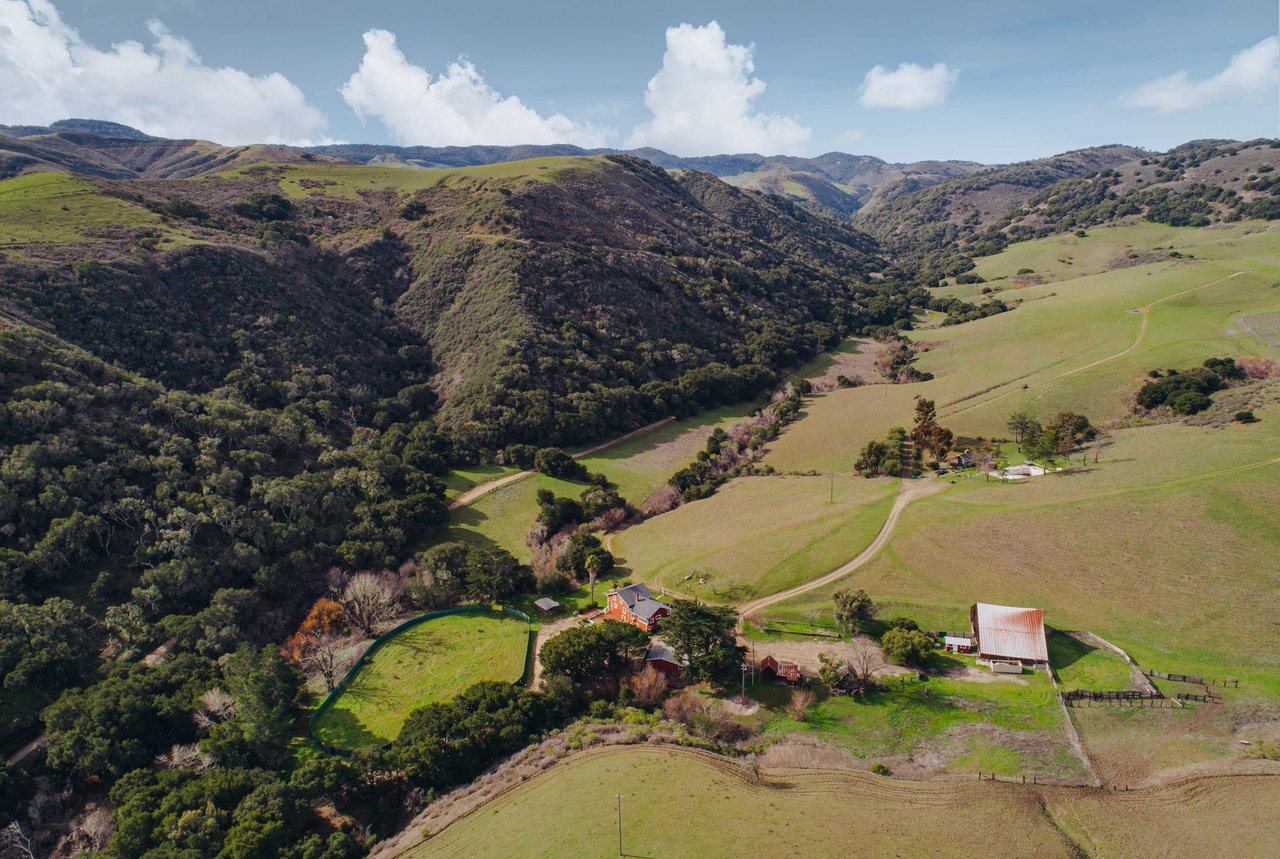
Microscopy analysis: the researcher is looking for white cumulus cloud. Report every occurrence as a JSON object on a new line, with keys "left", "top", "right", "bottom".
{"left": 0, "top": 0, "right": 329, "bottom": 144}
{"left": 858, "top": 62, "right": 957, "bottom": 110}
{"left": 1121, "top": 36, "right": 1279, "bottom": 112}
{"left": 626, "top": 21, "right": 810, "bottom": 156}
{"left": 339, "top": 29, "right": 612, "bottom": 148}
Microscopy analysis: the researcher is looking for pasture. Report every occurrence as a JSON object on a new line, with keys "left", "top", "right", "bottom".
{"left": 610, "top": 475, "right": 896, "bottom": 602}
{"left": 395, "top": 745, "right": 1280, "bottom": 859}
{"left": 763, "top": 220, "right": 1280, "bottom": 473}
{"left": 0, "top": 172, "right": 184, "bottom": 248}
{"left": 746, "top": 666, "right": 1086, "bottom": 781}
{"left": 312, "top": 610, "right": 530, "bottom": 750}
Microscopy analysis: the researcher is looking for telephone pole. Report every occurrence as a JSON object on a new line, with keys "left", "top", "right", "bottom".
{"left": 616, "top": 793, "right": 623, "bottom": 856}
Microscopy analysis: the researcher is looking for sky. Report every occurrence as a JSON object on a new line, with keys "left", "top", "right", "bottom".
{"left": 0, "top": 0, "right": 1277, "bottom": 163}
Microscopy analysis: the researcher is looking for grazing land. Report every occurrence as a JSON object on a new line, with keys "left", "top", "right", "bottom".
{"left": 746, "top": 663, "right": 1087, "bottom": 781}
{"left": 0, "top": 171, "right": 182, "bottom": 247}
{"left": 395, "top": 745, "right": 1280, "bottom": 859}
{"left": 312, "top": 610, "right": 530, "bottom": 750}
{"left": 611, "top": 475, "right": 897, "bottom": 602}
{"left": 1047, "top": 632, "right": 1134, "bottom": 693}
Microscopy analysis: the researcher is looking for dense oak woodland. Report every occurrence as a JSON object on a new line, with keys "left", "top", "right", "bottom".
{"left": 0, "top": 125, "right": 1277, "bottom": 857}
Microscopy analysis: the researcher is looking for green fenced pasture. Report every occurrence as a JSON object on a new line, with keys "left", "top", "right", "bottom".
{"left": 310, "top": 606, "right": 532, "bottom": 752}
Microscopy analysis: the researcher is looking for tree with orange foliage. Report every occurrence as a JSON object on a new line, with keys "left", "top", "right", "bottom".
{"left": 280, "top": 597, "right": 345, "bottom": 665}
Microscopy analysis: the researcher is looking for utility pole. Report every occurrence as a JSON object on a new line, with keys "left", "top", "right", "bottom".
{"left": 829, "top": 472, "right": 834, "bottom": 504}
{"left": 616, "top": 793, "right": 623, "bottom": 856}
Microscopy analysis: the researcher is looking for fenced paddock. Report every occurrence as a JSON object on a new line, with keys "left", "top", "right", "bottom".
{"left": 310, "top": 606, "right": 533, "bottom": 754}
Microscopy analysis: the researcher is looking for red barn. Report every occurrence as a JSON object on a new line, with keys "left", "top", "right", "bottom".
{"left": 644, "top": 642, "right": 685, "bottom": 675}
{"left": 759, "top": 655, "right": 801, "bottom": 683}
{"left": 604, "top": 583, "right": 670, "bottom": 632}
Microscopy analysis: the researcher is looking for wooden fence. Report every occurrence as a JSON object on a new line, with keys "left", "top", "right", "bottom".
{"left": 1142, "top": 669, "right": 1239, "bottom": 688}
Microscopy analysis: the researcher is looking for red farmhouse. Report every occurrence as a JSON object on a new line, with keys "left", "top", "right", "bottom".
{"left": 604, "top": 583, "right": 670, "bottom": 632}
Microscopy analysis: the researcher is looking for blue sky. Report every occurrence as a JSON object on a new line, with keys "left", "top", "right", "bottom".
{"left": 1, "top": 0, "right": 1277, "bottom": 162}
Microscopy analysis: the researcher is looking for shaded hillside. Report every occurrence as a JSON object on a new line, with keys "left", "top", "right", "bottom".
{"left": 853, "top": 145, "right": 1148, "bottom": 279}
{"left": 386, "top": 155, "right": 914, "bottom": 444}
{"left": 0, "top": 153, "right": 916, "bottom": 450}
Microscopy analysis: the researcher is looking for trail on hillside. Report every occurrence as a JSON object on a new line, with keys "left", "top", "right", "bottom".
{"left": 447, "top": 417, "right": 675, "bottom": 510}
{"left": 737, "top": 478, "right": 946, "bottom": 623}
{"left": 942, "top": 270, "right": 1246, "bottom": 420}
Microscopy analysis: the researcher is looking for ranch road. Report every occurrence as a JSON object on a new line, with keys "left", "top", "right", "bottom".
{"left": 943, "top": 269, "right": 1247, "bottom": 419}
{"left": 447, "top": 417, "right": 675, "bottom": 510}
{"left": 738, "top": 478, "right": 946, "bottom": 623}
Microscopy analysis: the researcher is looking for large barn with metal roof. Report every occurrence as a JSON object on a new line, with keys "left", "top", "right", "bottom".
{"left": 969, "top": 603, "right": 1049, "bottom": 665}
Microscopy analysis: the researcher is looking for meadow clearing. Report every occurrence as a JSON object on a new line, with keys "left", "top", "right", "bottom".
{"left": 312, "top": 610, "right": 530, "bottom": 750}
{"left": 395, "top": 745, "right": 1280, "bottom": 859}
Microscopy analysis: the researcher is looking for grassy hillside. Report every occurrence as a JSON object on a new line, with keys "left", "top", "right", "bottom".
{"left": 612, "top": 475, "right": 897, "bottom": 602}
{"left": 395, "top": 746, "right": 1280, "bottom": 859}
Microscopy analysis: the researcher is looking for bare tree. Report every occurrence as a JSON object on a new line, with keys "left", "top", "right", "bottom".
{"left": 193, "top": 686, "right": 237, "bottom": 731}
{"left": 1092, "top": 429, "right": 1114, "bottom": 464}
{"left": 301, "top": 633, "right": 362, "bottom": 691}
{"left": 68, "top": 806, "right": 113, "bottom": 854}
{"left": 155, "top": 743, "right": 213, "bottom": 773}
{"left": 0, "top": 822, "right": 35, "bottom": 859}
{"left": 847, "top": 638, "right": 885, "bottom": 682}
{"left": 627, "top": 666, "right": 669, "bottom": 708}
{"left": 340, "top": 572, "right": 399, "bottom": 636}
{"left": 786, "top": 688, "right": 815, "bottom": 722}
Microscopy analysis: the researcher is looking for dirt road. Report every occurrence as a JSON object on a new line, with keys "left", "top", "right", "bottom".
{"left": 737, "top": 478, "right": 946, "bottom": 623}
{"left": 447, "top": 417, "right": 676, "bottom": 510}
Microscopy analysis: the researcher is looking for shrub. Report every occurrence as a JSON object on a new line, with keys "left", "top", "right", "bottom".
{"left": 871, "top": 763, "right": 891, "bottom": 776}
{"left": 232, "top": 193, "right": 293, "bottom": 221}
{"left": 955, "top": 273, "right": 985, "bottom": 284}
{"left": 534, "top": 448, "right": 590, "bottom": 481}
{"left": 1170, "top": 390, "right": 1212, "bottom": 415}
{"left": 880, "top": 627, "right": 933, "bottom": 666}
{"left": 1235, "top": 410, "right": 1258, "bottom": 423}
{"left": 785, "top": 688, "right": 815, "bottom": 722}
{"left": 398, "top": 199, "right": 429, "bottom": 220}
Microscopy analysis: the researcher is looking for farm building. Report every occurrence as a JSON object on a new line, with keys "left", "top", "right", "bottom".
{"left": 533, "top": 597, "right": 562, "bottom": 615}
{"left": 999, "top": 462, "right": 1048, "bottom": 480}
{"left": 969, "top": 603, "right": 1049, "bottom": 665}
{"left": 943, "top": 635, "right": 975, "bottom": 654}
{"left": 644, "top": 642, "right": 685, "bottom": 674}
{"left": 604, "top": 583, "right": 671, "bottom": 632}
{"left": 759, "top": 655, "right": 801, "bottom": 683}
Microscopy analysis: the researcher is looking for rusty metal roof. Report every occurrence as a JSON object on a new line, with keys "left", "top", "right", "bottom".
{"left": 972, "top": 603, "right": 1048, "bottom": 662}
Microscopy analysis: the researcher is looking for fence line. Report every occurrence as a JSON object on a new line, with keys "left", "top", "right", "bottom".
{"left": 308, "top": 604, "right": 534, "bottom": 756}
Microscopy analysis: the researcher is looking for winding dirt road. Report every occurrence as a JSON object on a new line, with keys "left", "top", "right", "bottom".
{"left": 944, "top": 270, "right": 1246, "bottom": 419}
{"left": 738, "top": 478, "right": 946, "bottom": 623}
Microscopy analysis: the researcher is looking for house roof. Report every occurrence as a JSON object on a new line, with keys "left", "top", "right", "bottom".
{"left": 611, "top": 583, "right": 668, "bottom": 620}
{"left": 534, "top": 597, "right": 561, "bottom": 611}
{"left": 631, "top": 598, "right": 669, "bottom": 621}
{"left": 971, "top": 603, "right": 1048, "bottom": 662}
{"left": 645, "top": 642, "right": 685, "bottom": 666}
{"left": 944, "top": 636, "right": 973, "bottom": 647}
{"left": 611, "top": 583, "right": 653, "bottom": 608}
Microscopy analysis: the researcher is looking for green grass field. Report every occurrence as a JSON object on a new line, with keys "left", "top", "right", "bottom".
{"left": 747, "top": 662, "right": 1083, "bottom": 779}
{"left": 397, "top": 745, "right": 1280, "bottom": 859}
{"left": 312, "top": 610, "right": 530, "bottom": 750}
{"left": 1047, "top": 632, "right": 1133, "bottom": 692}
{"left": 440, "top": 464, "right": 519, "bottom": 503}
{"left": 763, "top": 221, "right": 1280, "bottom": 473}
{"left": 222, "top": 156, "right": 598, "bottom": 200}
{"left": 0, "top": 172, "right": 181, "bottom": 247}
{"left": 611, "top": 475, "right": 897, "bottom": 602}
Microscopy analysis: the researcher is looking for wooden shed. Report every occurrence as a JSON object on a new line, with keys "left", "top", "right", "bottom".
{"left": 759, "top": 655, "right": 801, "bottom": 683}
